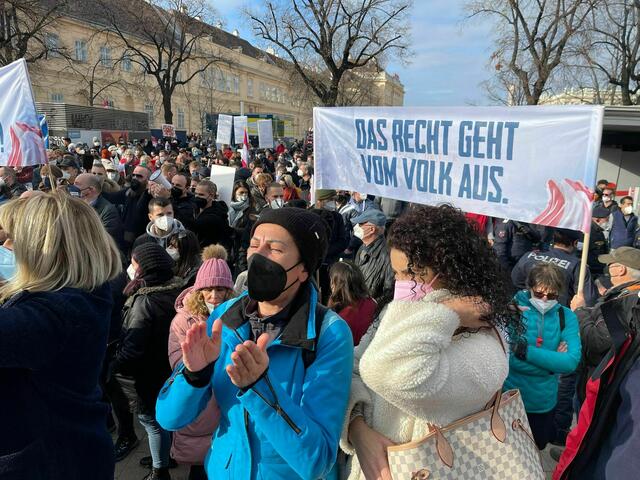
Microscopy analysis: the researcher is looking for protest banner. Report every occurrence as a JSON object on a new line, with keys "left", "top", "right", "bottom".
{"left": 216, "top": 114, "right": 233, "bottom": 145}
{"left": 233, "top": 116, "right": 248, "bottom": 144}
{"left": 162, "top": 124, "right": 176, "bottom": 138}
{"left": 0, "top": 59, "right": 47, "bottom": 166}
{"left": 209, "top": 165, "right": 236, "bottom": 205}
{"left": 257, "top": 119, "right": 274, "bottom": 149}
{"left": 314, "top": 106, "right": 603, "bottom": 233}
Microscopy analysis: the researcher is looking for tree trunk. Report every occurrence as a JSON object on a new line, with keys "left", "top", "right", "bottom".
{"left": 162, "top": 91, "right": 173, "bottom": 124}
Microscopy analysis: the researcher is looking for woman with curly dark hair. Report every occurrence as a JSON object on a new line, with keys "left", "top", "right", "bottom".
{"left": 340, "top": 204, "right": 522, "bottom": 480}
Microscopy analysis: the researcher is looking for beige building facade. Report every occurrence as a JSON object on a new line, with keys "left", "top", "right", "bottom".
{"left": 29, "top": 6, "right": 404, "bottom": 140}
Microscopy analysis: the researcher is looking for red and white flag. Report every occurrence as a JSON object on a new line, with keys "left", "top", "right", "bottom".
{"left": 241, "top": 127, "right": 249, "bottom": 168}
{"left": 0, "top": 59, "right": 47, "bottom": 166}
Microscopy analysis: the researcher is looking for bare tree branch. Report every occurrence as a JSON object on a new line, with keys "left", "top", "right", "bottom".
{"left": 246, "top": 0, "right": 411, "bottom": 106}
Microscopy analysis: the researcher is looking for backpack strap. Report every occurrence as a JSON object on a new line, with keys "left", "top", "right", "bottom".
{"left": 302, "top": 303, "right": 329, "bottom": 369}
{"left": 559, "top": 307, "right": 565, "bottom": 332}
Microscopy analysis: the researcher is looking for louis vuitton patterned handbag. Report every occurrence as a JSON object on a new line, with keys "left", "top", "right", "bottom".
{"left": 387, "top": 389, "right": 545, "bottom": 480}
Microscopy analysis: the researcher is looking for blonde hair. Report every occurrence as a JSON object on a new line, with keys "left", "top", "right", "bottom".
{"left": 0, "top": 194, "right": 122, "bottom": 302}
{"left": 184, "top": 287, "right": 233, "bottom": 318}
{"left": 202, "top": 244, "right": 228, "bottom": 262}
{"left": 255, "top": 173, "right": 273, "bottom": 188}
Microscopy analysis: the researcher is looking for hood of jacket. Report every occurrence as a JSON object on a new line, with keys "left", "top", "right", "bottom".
{"left": 145, "top": 218, "right": 186, "bottom": 241}
{"left": 125, "top": 277, "right": 185, "bottom": 308}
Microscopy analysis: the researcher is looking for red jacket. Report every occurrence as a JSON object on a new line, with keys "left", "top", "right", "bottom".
{"left": 338, "top": 297, "right": 377, "bottom": 345}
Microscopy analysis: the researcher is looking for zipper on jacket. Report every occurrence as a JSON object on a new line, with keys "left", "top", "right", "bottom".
{"left": 224, "top": 453, "right": 232, "bottom": 469}
{"left": 274, "top": 404, "right": 301, "bottom": 434}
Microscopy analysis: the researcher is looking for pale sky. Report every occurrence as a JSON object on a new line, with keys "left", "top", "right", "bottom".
{"left": 215, "top": 0, "right": 495, "bottom": 106}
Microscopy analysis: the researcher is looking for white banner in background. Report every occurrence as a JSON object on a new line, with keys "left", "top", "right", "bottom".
{"left": 257, "top": 119, "right": 274, "bottom": 149}
{"left": 233, "top": 116, "right": 248, "bottom": 144}
{"left": 216, "top": 114, "right": 233, "bottom": 145}
{"left": 209, "top": 165, "right": 236, "bottom": 206}
{"left": 0, "top": 59, "right": 47, "bottom": 166}
{"left": 314, "top": 106, "right": 604, "bottom": 233}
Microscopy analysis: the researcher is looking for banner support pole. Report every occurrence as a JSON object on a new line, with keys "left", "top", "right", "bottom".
{"left": 577, "top": 231, "right": 591, "bottom": 297}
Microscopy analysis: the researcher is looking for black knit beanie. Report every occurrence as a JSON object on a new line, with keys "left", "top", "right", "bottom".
{"left": 132, "top": 241, "right": 175, "bottom": 284}
{"left": 251, "top": 208, "right": 329, "bottom": 274}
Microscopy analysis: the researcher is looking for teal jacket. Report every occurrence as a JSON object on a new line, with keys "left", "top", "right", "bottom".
{"left": 503, "top": 290, "right": 581, "bottom": 413}
{"left": 156, "top": 284, "right": 353, "bottom": 479}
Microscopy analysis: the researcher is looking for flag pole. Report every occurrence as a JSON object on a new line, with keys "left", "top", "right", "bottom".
{"left": 577, "top": 231, "right": 591, "bottom": 296}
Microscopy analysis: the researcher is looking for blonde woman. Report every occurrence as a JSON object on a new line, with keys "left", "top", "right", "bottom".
{"left": 0, "top": 194, "right": 121, "bottom": 480}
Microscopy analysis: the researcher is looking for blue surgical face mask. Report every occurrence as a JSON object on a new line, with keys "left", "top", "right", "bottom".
{"left": 0, "top": 245, "right": 17, "bottom": 280}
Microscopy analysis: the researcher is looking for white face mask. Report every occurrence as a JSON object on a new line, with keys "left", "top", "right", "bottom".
{"left": 602, "top": 195, "right": 611, "bottom": 203}
{"left": 61, "top": 170, "right": 71, "bottom": 180}
{"left": 108, "top": 172, "right": 119, "bottom": 181}
{"left": 236, "top": 194, "right": 248, "bottom": 202}
{"left": 166, "top": 247, "right": 180, "bottom": 261}
{"left": 297, "top": 169, "right": 304, "bottom": 177}
{"left": 353, "top": 224, "right": 365, "bottom": 240}
{"left": 623, "top": 205, "right": 634, "bottom": 215}
{"left": 205, "top": 301, "right": 216, "bottom": 314}
{"left": 154, "top": 215, "right": 174, "bottom": 231}
{"left": 599, "top": 220, "right": 611, "bottom": 230}
{"left": 286, "top": 166, "right": 294, "bottom": 173}
{"left": 270, "top": 199, "right": 284, "bottom": 209}
{"left": 529, "top": 295, "right": 558, "bottom": 314}
{"left": 127, "top": 264, "right": 136, "bottom": 280}
{"left": 323, "top": 200, "right": 336, "bottom": 211}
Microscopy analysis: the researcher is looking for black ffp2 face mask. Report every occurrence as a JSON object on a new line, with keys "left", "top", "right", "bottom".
{"left": 247, "top": 253, "right": 302, "bottom": 302}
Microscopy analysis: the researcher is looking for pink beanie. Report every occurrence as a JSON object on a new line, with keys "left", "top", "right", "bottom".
{"left": 194, "top": 259, "right": 234, "bottom": 290}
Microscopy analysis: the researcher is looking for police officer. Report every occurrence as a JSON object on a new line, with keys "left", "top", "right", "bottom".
{"left": 586, "top": 206, "right": 610, "bottom": 278}
{"left": 511, "top": 228, "right": 600, "bottom": 307}
{"left": 493, "top": 219, "right": 543, "bottom": 271}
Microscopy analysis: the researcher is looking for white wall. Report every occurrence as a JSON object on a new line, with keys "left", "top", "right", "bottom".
{"left": 597, "top": 146, "right": 640, "bottom": 192}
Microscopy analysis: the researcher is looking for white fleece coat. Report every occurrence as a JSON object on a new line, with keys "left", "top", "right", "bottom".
{"left": 340, "top": 290, "right": 508, "bottom": 480}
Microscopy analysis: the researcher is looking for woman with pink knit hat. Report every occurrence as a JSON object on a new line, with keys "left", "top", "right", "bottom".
{"left": 167, "top": 246, "right": 235, "bottom": 480}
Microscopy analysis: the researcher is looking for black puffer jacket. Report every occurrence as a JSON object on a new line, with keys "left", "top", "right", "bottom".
{"left": 112, "top": 278, "right": 184, "bottom": 414}
{"left": 192, "top": 201, "right": 233, "bottom": 250}
{"left": 354, "top": 235, "right": 395, "bottom": 306}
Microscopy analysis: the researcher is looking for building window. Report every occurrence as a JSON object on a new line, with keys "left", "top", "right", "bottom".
{"left": 177, "top": 108, "right": 185, "bottom": 129}
{"left": 46, "top": 33, "right": 60, "bottom": 58}
{"left": 74, "top": 40, "right": 87, "bottom": 62}
{"left": 121, "top": 55, "right": 132, "bottom": 72}
{"left": 216, "top": 70, "right": 225, "bottom": 92}
{"left": 144, "top": 103, "right": 154, "bottom": 124}
{"left": 99, "top": 46, "right": 112, "bottom": 67}
{"left": 247, "top": 78, "right": 253, "bottom": 97}
{"left": 233, "top": 75, "right": 239, "bottom": 95}
{"left": 50, "top": 92, "right": 64, "bottom": 103}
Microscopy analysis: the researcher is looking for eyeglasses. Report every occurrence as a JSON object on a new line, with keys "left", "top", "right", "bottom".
{"left": 532, "top": 290, "right": 559, "bottom": 300}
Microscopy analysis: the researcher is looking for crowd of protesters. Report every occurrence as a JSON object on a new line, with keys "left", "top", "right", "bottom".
{"left": 1, "top": 133, "right": 639, "bottom": 480}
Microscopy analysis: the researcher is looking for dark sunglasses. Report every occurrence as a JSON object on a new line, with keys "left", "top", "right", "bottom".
{"left": 532, "top": 290, "right": 559, "bottom": 300}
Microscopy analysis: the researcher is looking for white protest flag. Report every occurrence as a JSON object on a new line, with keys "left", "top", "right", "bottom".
{"left": 216, "top": 114, "right": 233, "bottom": 145}
{"left": 257, "top": 119, "right": 274, "bottom": 148}
{"left": 314, "top": 106, "right": 603, "bottom": 233}
{"left": 0, "top": 59, "right": 47, "bottom": 166}
{"left": 234, "top": 115, "right": 248, "bottom": 144}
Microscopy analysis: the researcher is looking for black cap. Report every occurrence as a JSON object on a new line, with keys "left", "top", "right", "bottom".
{"left": 132, "top": 242, "right": 174, "bottom": 281}
{"left": 592, "top": 206, "right": 610, "bottom": 218}
{"left": 59, "top": 155, "right": 80, "bottom": 170}
{"left": 554, "top": 228, "right": 582, "bottom": 242}
{"left": 251, "top": 208, "right": 329, "bottom": 274}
